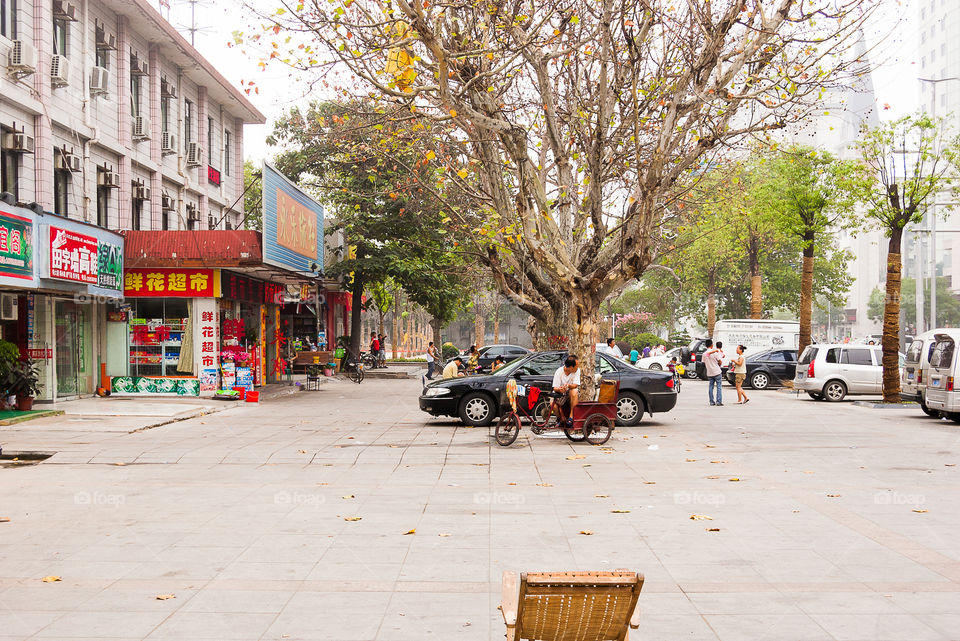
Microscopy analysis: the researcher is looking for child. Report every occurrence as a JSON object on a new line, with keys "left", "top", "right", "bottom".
{"left": 667, "top": 356, "right": 678, "bottom": 375}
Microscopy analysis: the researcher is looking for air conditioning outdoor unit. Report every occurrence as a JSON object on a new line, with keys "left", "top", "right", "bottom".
{"left": 98, "top": 170, "right": 120, "bottom": 188}
{"left": 1, "top": 132, "right": 35, "bottom": 154}
{"left": 133, "top": 184, "right": 150, "bottom": 201}
{"left": 161, "top": 193, "right": 176, "bottom": 211}
{"left": 0, "top": 294, "right": 18, "bottom": 321}
{"left": 161, "top": 131, "right": 177, "bottom": 154}
{"left": 53, "top": 0, "right": 79, "bottom": 21}
{"left": 89, "top": 66, "right": 109, "bottom": 97}
{"left": 186, "top": 203, "right": 199, "bottom": 221}
{"left": 51, "top": 55, "right": 70, "bottom": 88}
{"left": 130, "top": 56, "right": 149, "bottom": 77}
{"left": 160, "top": 76, "right": 177, "bottom": 99}
{"left": 186, "top": 141, "right": 203, "bottom": 167}
{"left": 55, "top": 149, "right": 81, "bottom": 173}
{"left": 7, "top": 40, "right": 37, "bottom": 75}
{"left": 133, "top": 115, "right": 151, "bottom": 141}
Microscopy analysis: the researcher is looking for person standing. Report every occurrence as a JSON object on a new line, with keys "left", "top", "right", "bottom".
{"left": 425, "top": 341, "right": 438, "bottom": 380}
{"left": 466, "top": 345, "right": 480, "bottom": 373}
{"left": 642, "top": 344, "right": 651, "bottom": 358}
{"left": 370, "top": 332, "right": 381, "bottom": 367}
{"left": 703, "top": 339, "right": 724, "bottom": 406}
{"left": 730, "top": 344, "right": 749, "bottom": 404}
{"left": 629, "top": 346, "right": 640, "bottom": 366}
{"left": 603, "top": 337, "right": 623, "bottom": 360}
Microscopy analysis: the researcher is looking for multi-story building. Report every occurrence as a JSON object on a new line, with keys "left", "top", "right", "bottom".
{"left": 0, "top": 0, "right": 265, "bottom": 402}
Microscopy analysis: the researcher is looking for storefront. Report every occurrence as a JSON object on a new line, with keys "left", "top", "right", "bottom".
{"left": 0, "top": 201, "right": 124, "bottom": 403}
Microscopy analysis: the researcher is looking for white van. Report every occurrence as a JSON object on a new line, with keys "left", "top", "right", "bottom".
{"left": 902, "top": 329, "right": 960, "bottom": 417}
{"left": 712, "top": 319, "right": 800, "bottom": 352}
{"left": 923, "top": 333, "right": 960, "bottom": 422}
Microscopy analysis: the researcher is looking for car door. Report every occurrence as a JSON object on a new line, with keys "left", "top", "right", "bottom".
{"left": 595, "top": 353, "right": 622, "bottom": 386}
{"left": 780, "top": 350, "right": 798, "bottom": 381}
{"left": 840, "top": 347, "right": 876, "bottom": 392}
{"left": 514, "top": 352, "right": 564, "bottom": 392}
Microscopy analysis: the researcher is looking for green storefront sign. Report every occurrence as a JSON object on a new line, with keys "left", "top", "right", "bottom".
{"left": 0, "top": 210, "right": 35, "bottom": 279}
{"left": 97, "top": 241, "right": 123, "bottom": 291}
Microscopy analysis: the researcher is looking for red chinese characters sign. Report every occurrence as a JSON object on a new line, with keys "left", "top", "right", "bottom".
{"left": 276, "top": 189, "right": 318, "bottom": 258}
{"left": 124, "top": 268, "right": 218, "bottom": 297}
{"left": 49, "top": 227, "right": 98, "bottom": 284}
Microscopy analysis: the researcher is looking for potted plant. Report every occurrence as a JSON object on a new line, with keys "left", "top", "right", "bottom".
{"left": 8, "top": 359, "right": 42, "bottom": 411}
{"left": 0, "top": 340, "right": 21, "bottom": 409}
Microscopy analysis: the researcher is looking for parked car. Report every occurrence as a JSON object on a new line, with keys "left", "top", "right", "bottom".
{"left": 443, "top": 344, "right": 531, "bottom": 373}
{"left": 636, "top": 347, "right": 682, "bottom": 370}
{"left": 420, "top": 350, "right": 678, "bottom": 427}
{"left": 900, "top": 329, "right": 960, "bottom": 417}
{"left": 794, "top": 344, "right": 902, "bottom": 402}
{"left": 684, "top": 320, "right": 800, "bottom": 379}
{"left": 922, "top": 332, "right": 960, "bottom": 422}
{"left": 724, "top": 349, "right": 798, "bottom": 390}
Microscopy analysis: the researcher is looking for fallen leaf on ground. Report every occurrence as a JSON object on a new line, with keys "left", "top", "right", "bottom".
{"left": 827, "top": 494, "right": 841, "bottom": 498}
{"left": 41, "top": 576, "right": 61, "bottom": 582}
{"left": 710, "top": 460, "right": 730, "bottom": 464}
{"left": 803, "top": 470, "right": 815, "bottom": 474}
{"left": 704, "top": 445, "right": 716, "bottom": 448}
{"left": 579, "top": 530, "right": 593, "bottom": 535}
{"left": 536, "top": 483, "right": 553, "bottom": 487}
{"left": 473, "top": 463, "right": 487, "bottom": 466}
{"left": 913, "top": 509, "right": 929, "bottom": 513}
{"left": 439, "top": 533, "right": 452, "bottom": 537}
{"left": 685, "top": 458, "right": 697, "bottom": 462}
{"left": 508, "top": 482, "right": 517, "bottom": 485}
{"left": 728, "top": 478, "right": 741, "bottom": 482}
{"left": 705, "top": 476, "right": 720, "bottom": 479}
{"left": 344, "top": 517, "right": 362, "bottom": 522}
{"left": 792, "top": 510, "right": 800, "bottom": 513}
{"left": 946, "top": 464, "right": 956, "bottom": 467}
{"left": 0, "top": 517, "right": 10, "bottom": 523}
{"left": 114, "top": 462, "right": 126, "bottom": 466}
{"left": 403, "top": 529, "right": 416, "bottom": 535}
{"left": 594, "top": 494, "right": 609, "bottom": 498}
{"left": 689, "top": 514, "right": 713, "bottom": 521}
{"left": 706, "top": 528, "right": 721, "bottom": 532}
{"left": 155, "top": 594, "right": 175, "bottom": 600}
{"left": 611, "top": 510, "right": 630, "bottom": 514}
{"left": 566, "top": 455, "right": 586, "bottom": 460}
{"left": 297, "top": 450, "right": 306, "bottom": 454}
{"left": 644, "top": 481, "right": 656, "bottom": 485}
{"left": 342, "top": 495, "right": 355, "bottom": 499}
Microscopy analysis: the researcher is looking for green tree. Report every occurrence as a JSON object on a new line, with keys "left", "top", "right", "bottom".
{"left": 242, "top": 159, "right": 262, "bottom": 231}
{"left": 856, "top": 114, "right": 960, "bottom": 402}
{"left": 868, "top": 278, "right": 960, "bottom": 329}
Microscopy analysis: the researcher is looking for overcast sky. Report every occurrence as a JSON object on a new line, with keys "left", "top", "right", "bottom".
{"left": 150, "top": 0, "right": 922, "bottom": 164}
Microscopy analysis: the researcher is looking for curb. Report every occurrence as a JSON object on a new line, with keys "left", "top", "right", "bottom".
{"left": 0, "top": 410, "right": 65, "bottom": 426}
{"left": 853, "top": 401, "right": 920, "bottom": 409}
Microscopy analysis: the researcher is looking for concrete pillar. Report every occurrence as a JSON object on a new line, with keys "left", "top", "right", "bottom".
{"left": 117, "top": 16, "right": 131, "bottom": 229}
{"left": 32, "top": 0, "right": 54, "bottom": 211}
{"left": 197, "top": 86, "right": 207, "bottom": 228}
{"left": 149, "top": 46, "right": 162, "bottom": 229}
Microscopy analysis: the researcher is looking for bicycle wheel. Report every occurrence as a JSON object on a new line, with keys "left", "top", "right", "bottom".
{"left": 584, "top": 414, "right": 613, "bottom": 445}
{"left": 353, "top": 365, "right": 364, "bottom": 384}
{"left": 495, "top": 412, "right": 521, "bottom": 446}
{"left": 563, "top": 419, "right": 587, "bottom": 442}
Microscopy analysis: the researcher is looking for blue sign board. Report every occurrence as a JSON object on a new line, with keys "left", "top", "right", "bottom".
{"left": 262, "top": 163, "right": 324, "bottom": 274}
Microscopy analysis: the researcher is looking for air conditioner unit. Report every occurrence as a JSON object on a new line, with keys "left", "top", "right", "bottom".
{"left": 1, "top": 132, "right": 35, "bottom": 154}
{"left": 51, "top": 54, "right": 70, "bottom": 88}
{"left": 0, "top": 294, "right": 18, "bottom": 321}
{"left": 186, "top": 203, "right": 199, "bottom": 221}
{"left": 161, "top": 131, "right": 177, "bottom": 154}
{"left": 53, "top": 0, "right": 79, "bottom": 21}
{"left": 161, "top": 193, "right": 176, "bottom": 211}
{"left": 7, "top": 40, "right": 37, "bottom": 75}
{"left": 55, "top": 150, "right": 81, "bottom": 172}
{"left": 133, "top": 184, "right": 150, "bottom": 201}
{"left": 130, "top": 56, "right": 149, "bottom": 77}
{"left": 186, "top": 141, "right": 203, "bottom": 167}
{"left": 97, "top": 170, "right": 120, "bottom": 188}
{"left": 160, "top": 76, "right": 177, "bottom": 99}
{"left": 89, "top": 66, "right": 109, "bottom": 97}
{"left": 133, "top": 115, "right": 151, "bottom": 141}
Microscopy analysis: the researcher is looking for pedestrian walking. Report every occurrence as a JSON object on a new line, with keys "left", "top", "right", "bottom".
{"left": 629, "top": 347, "right": 639, "bottom": 365}
{"left": 730, "top": 345, "right": 749, "bottom": 404}
{"left": 703, "top": 339, "right": 724, "bottom": 406}
{"left": 425, "top": 341, "right": 438, "bottom": 380}
{"left": 642, "top": 344, "right": 651, "bottom": 358}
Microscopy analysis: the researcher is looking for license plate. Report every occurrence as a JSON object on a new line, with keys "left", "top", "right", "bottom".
{"left": 796, "top": 373, "right": 805, "bottom": 380}
{"left": 932, "top": 379, "right": 941, "bottom": 388}
{"left": 907, "top": 372, "right": 914, "bottom": 380}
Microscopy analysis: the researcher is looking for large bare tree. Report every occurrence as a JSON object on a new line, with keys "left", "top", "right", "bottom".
{"left": 246, "top": 0, "right": 876, "bottom": 390}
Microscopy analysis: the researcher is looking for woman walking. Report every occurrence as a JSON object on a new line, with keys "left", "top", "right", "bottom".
{"left": 730, "top": 345, "right": 749, "bottom": 404}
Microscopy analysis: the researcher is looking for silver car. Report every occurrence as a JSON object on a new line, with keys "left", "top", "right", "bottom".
{"left": 794, "top": 344, "right": 891, "bottom": 402}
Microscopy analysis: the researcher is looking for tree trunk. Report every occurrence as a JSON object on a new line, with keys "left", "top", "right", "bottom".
{"left": 748, "top": 236, "right": 762, "bottom": 319}
{"left": 707, "top": 272, "right": 717, "bottom": 337}
{"left": 799, "top": 230, "right": 815, "bottom": 356}
{"left": 391, "top": 296, "right": 399, "bottom": 360}
{"left": 349, "top": 276, "right": 364, "bottom": 359}
{"left": 474, "top": 312, "right": 484, "bottom": 348}
{"left": 430, "top": 317, "right": 442, "bottom": 351}
{"left": 882, "top": 234, "right": 903, "bottom": 403}
{"left": 530, "top": 296, "right": 600, "bottom": 399}
{"left": 378, "top": 310, "right": 385, "bottom": 335}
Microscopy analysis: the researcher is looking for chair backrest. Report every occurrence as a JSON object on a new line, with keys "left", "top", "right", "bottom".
{"left": 516, "top": 571, "right": 643, "bottom": 641}
{"left": 597, "top": 379, "right": 619, "bottom": 404}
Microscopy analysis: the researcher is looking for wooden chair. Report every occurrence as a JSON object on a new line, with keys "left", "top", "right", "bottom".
{"left": 500, "top": 570, "right": 644, "bottom": 641}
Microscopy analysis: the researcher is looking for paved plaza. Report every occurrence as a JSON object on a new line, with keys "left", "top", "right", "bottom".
{"left": 1, "top": 377, "right": 958, "bottom": 640}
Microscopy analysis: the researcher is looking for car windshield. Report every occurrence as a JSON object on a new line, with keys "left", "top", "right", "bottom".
{"left": 905, "top": 340, "right": 923, "bottom": 364}
{"left": 930, "top": 339, "right": 955, "bottom": 369}
{"left": 747, "top": 350, "right": 773, "bottom": 361}
{"left": 489, "top": 356, "right": 528, "bottom": 377}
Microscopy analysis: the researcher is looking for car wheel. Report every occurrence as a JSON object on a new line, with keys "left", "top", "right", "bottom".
{"left": 459, "top": 392, "right": 495, "bottom": 427}
{"left": 649, "top": 363, "right": 662, "bottom": 370}
{"left": 919, "top": 398, "right": 938, "bottom": 417}
{"left": 806, "top": 391, "right": 822, "bottom": 400}
{"left": 685, "top": 369, "right": 699, "bottom": 380}
{"left": 750, "top": 372, "right": 770, "bottom": 390}
{"left": 615, "top": 391, "right": 644, "bottom": 427}
{"left": 949, "top": 413, "right": 960, "bottom": 424}
{"left": 822, "top": 380, "right": 847, "bottom": 402}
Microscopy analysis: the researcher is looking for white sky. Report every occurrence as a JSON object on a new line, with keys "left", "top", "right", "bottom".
{"left": 149, "top": 0, "right": 923, "bottom": 164}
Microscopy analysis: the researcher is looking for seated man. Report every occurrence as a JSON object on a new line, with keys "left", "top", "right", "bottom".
{"left": 552, "top": 355, "right": 581, "bottom": 427}
{"left": 442, "top": 356, "right": 465, "bottom": 379}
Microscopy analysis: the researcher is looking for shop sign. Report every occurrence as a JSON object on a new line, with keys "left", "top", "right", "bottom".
{"left": 97, "top": 241, "right": 123, "bottom": 291}
{"left": 208, "top": 165, "right": 221, "bottom": 186}
{"left": 49, "top": 226, "right": 98, "bottom": 284}
{"left": 195, "top": 299, "right": 219, "bottom": 392}
{"left": 262, "top": 162, "right": 323, "bottom": 273}
{"left": 27, "top": 348, "right": 52, "bottom": 359}
{"left": 0, "top": 210, "right": 34, "bottom": 280}
{"left": 221, "top": 271, "right": 286, "bottom": 305}
{"left": 124, "top": 268, "right": 219, "bottom": 297}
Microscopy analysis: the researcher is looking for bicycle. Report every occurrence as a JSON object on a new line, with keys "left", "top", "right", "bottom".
{"left": 495, "top": 380, "right": 614, "bottom": 447}
{"left": 341, "top": 349, "right": 365, "bottom": 384}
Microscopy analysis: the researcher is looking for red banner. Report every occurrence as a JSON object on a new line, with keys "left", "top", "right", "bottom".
{"left": 49, "top": 227, "right": 98, "bottom": 284}
{"left": 124, "top": 268, "right": 218, "bottom": 297}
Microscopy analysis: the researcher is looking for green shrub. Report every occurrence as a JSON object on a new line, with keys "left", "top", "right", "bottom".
{"left": 441, "top": 342, "right": 459, "bottom": 359}
{"left": 620, "top": 332, "right": 670, "bottom": 352}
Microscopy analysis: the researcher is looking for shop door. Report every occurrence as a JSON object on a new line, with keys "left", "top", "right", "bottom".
{"left": 54, "top": 300, "right": 80, "bottom": 398}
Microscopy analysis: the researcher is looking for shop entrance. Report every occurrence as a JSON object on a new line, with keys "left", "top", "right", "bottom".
{"left": 54, "top": 300, "right": 81, "bottom": 398}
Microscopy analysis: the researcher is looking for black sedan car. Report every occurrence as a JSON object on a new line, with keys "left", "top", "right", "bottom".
{"left": 725, "top": 349, "right": 798, "bottom": 389}
{"left": 420, "top": 350, "right": 678, "bottom": 427}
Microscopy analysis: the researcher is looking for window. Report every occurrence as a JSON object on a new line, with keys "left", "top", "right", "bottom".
{"left": 522, "top": 354, "right": 563, "bottom": 376}
{"left": 1, "top": 141, "right": 17, "bottom": 201}
{"left": 1, "top": 0, "right": 18, "bottom": 39}
{"left": 130, "top": 74, "right": 141, "bottom": 117}
{"left": 186, "top": 214, "right": 196, "bottom": 230}
{"left": 161, "top": 209, "right": 169, "bottom": 230}
{"left": 132, "top": 188, "right": 142, "bottom": 230}
{"left": 161, "top": 97, "right": 169, "bottom": 132}
{"left": 596, "top": 354, "right": 617, "bottom": 374}
{"left": 223, "top": 130, "right": 231, "bottom": 175}
{"left": 53, "top": 17, "right": 67, "bottom": 56}
{"left": 95, "top": 46, "right": 108, "bottom": 69}
{"left": 767, "top": 351, "right": 787, "bottom": 362}
{"left": 207, "top": 117, "right": 215, "bottom": 165}
{"left": 841, "top": 349, "right": 873, "bottom": 366}
{"left": 54, "top": 168, "right": 69, "bottom": 215}
{"left": 825, "top": 348, "right": 839, "bottom": 364}
{"left": 184, "top": 99, "right": 193, "bottom": 143}
{"left": 96, "top": 186, "right": 109, "bottom": 227}
{"left": 798, "top": 347, "right": 817, "bottom": 365}
{"left": 906, "top": 340, "right": 924, "bottom": 365}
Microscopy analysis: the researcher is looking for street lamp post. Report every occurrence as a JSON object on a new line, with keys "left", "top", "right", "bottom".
{"left": 918, "top": 76, "right": 960, "bottom": 330}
